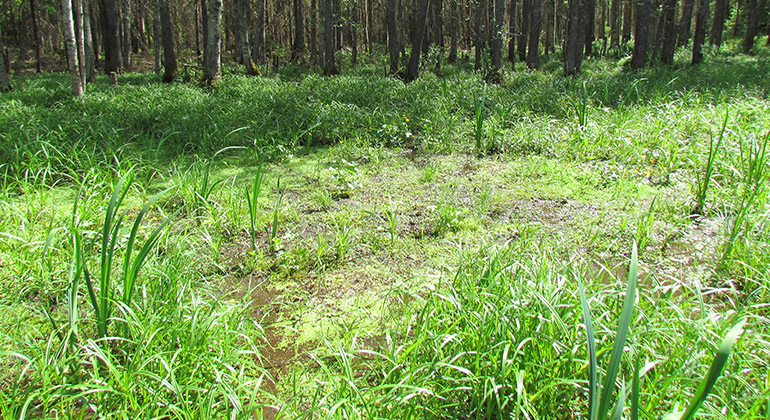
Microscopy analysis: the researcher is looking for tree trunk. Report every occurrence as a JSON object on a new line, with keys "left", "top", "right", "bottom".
{"left": 292, "top": 0, "right": 307, "bottom": 63}
{"left": 153, "top": 0, "right": 161, "bottom": 74}
{"left": 253, "top": 0, "right": 266, "bottom": 64}
{"left": 203, "top": 0, "right": 222, "bottom": 84}
{"left": 351, "top": 3, "right": 358, "bottom": 65}
{"left": 62, "top": 0, "right": 84, "bottom": 96}
{"left": 73, "top": 0, "right": 86, "bottom": 87}
{"left": 527, "top": 0, "right": 542, "bottom": 68}
{"left": 710, "top": 0, "right": 726, "bottom": 46}
{"left": 367, "top": 0, "right": 374, "bottom": 52}
{"left": 474, "top": 0, "right": 485, "bottom": 70}
{"left": 160, "top": 0, "right": 177, "bottom": 82}
{"left": 121, "top": 0, "right": 131, "bottom": 71}
{"left": 237, "top": 0, "right": 256, "bottom": 74}
{"left": 30, "top": 0, "right": 42, "bottom": 73}
{"left": 660, "top": 0, "right": 678, "bottom": 64}
{"left": 201, "top": 0, "right": 208, "bottom": 60}
{"left": 84, "top": 1, "right": 96, "bottom": 82}
{"left": 311, "top": 0, "right": 318, "bottom": 65}
{"left": 691, "top": 0, "right": 708, "bottom": 63}
{"left": 489, "top": 0, "right": 505, "bottom": 78}
{"left": 0, "top": 24, "right": 11, "bottom": 91}
{"left": 622, "top": 0, "right": 632, "bottom": 42}
{"left": 323, "top": 0, "right": 338, "bottom": 74}
{"left": 405, "top": 0, "right": 431, "bottom": 81}
{"left": 632, "top": 0, "right": 651, "bottom": 68}
{"left": 565, "top": 0, "right": 584, "bottom": 75}
{"left": 582, "top": 0, "right": 595, "bottom": 56}
{"left": 518, "top": 0, "right": 530, "bottom": 61}
{"left": 387, "top": 0, "right": 400, "bottom": 73}
{"left": 507, "top": 0, "right": 516, "bottom": 61}
{"left": 610, "top": 0, "right": 620, "bottom": 48}
{"left": 101, "top": 0, "right": 122, "bottom": 73}
{"left": 449, "top": 0, "right": 459, "bottom": 62}
{"left": 743, "top": 0, "right": 767, "bottom": 53}
{"left": 676, "top": 0, "right": 695, "bottom": 46}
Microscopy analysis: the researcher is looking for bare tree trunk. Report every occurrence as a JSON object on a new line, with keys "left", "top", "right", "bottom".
{"left": 84, "top": 3, "right": 96, "bottom": 82}
{"left": 311, "top": 0, "right": 318, "bottom": 64}
{"left": 489, "top": 0, "right": 505, "bottom": 79}
{"left": 237, "top": 0, "right": 256, "bottom": 73}
{"left": 159, "top": 0, "right": 177, "bottom": 82}
{"left": 201, "top": 0, "right": 208, "bottom": 59}
{"left": 0, "top": 24, "right": 11, "bottom": 91}
{"left": 292, "top": 0, "right": 307, "bottom": 63}
{"left": 121, "top": 0, "right": 131, "bottom": 71}
{"left": 565, "top": 0, "right": 584, "bottom": 74}
{"left": 743, "top": 0, "right": 767, "bottom": 53}
{"left": 73, "top": 0, "right": 86, "bottom": 87}
{"left": 676, "top": 0, "right": 695, "bottom": 46}
{"left": 351, "top": 3, "right": 358, "bottom": 65}
{"left": 253, "top": 0, "right": 266, "bottom": 65}
{"left": 62, "top": 0, "right": 84, "bottom": 96}
{"left": 527, "top": 0, "right": 542, "bottom": 68}
{"left": 30, "top": 0, "right": 42, "bottom": 73}
{"left": 153, "top": 0, "right": 161, "bottom": 73}
{"left": 507, "top": 0, "right": 515, "bottom": 61}
{"left": 691, "top": 0, "right": 708, "bottom": 63}
{"left": 609, "top": 0, "right": 620, "bottom": 48}
{"left": 519, "top": 0, "right": 531, "bottom": 61}
{"left": 660, "top": 0, "right": 678, "bottom": 64}
{"left": 582, "top": 0, "right": 595, "bottom": 55}
{"left": 449, "top": 0, "right": 459, "bottom": 62}
{"left": 474, "top": 0, "right": 485, "bottom": 70}
{"left": 203, "top": 0, "right": 222, "bottom": 84}
{"left": 622, "top": 0, "right": 632, "bottom": 42}
{"left": 323, "top": 0, "right": 338, "bottom": 74}
{"left": 387, "top": 0, "right": 400, "bottom": 73}
{"left": 632, "top": 0, "right": 651, "bottom": 68}
{"left": 710, "top": 0, "right": 726, "bottom": 46}
{"left": 405, "top": 0, "right": 431, "bottom": 81}
{"left": 101, "top": 0, "right": 122, "bottom": 73}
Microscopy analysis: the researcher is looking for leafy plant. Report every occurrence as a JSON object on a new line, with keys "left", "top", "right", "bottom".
{"left": 269, "top": 178, "right": 282, "bottom": 254}
{"left": 692, "top": 109, "right": 729, "bottom": 216}
{"left": 245, "top": 159, "right": 266, "bottom": 252}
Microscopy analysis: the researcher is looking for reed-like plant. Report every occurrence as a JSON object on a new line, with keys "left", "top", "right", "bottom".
{"left": 245, "top": 159, "right": 265, "bottom": 252}
{"left": 269, "top": 178, "right": 282, "bottom": 254}
{"left": 692, "top": 109, "right": 729, "bottom": 216}
{"left": 474, "top": 89, "right": 487, "bottom": 156}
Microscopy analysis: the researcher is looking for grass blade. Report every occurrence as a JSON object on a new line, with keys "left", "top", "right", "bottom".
{"left": 577, "top": 273, "right": 598, "bottom": 420}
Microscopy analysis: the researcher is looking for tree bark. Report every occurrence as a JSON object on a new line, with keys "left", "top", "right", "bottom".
{"left": 153, "top": 0, "right": 161, "bottom": 74}
{"left": 474, "top": 0, "right": 485, "bottom": 70}
{"left": 30, "top": 0, "right": 42, "bottom": 72}
{"left": 609, "top": 0, "right": 620, "bottom": 48}
{"left": 710, "top": 0, "right": 726, "bottom": 46}
{"left": 660, "top": 0, "right": 678, "bottom": 64}
{"left": 449, "top": 0, "right": 459, "bottom": 62}
{"left": 323, "top": 0, "right": 338, "bottom": 74}
{"left": 311, "top": 0, "right": 318, "bottom": 65}
{"left": 565, "top": 0, "right": 584, "bottom": 75}
{"left": 405, "top": 0, "right": 431, "bottom": 81}
{"left": 527, "top": 0, "right": 542, "bottom": 68}
{"left": 507, "top": 0, "right": 515, "bottom": 62}
{"left": 100, "top": 0, "right": 122, "bottom": 73}
{"left": 203, "top": 0, "right": 222, "bottom": 84}
{"left": 253, "top": 0, "right": 266, "bottom": 64}
{"left": 582, "top": 0, "right": 595, "bottom": 56}
{"left": 676, "top": 0, "right": 695, "bottom": 47}
{"left": 62, "top": 0, "right": 84, "bottom": 96}
{"left": 387, "top": 0, "right": 400, "bottom": 73}
{"left": 632, "top": 0, "right": 651, "bottom": 69}
{"left": 743, "top": 0, "right": 767, "bottom": 53}
{"left": 159, "top": 0, "right": 177, "bottom": 82}
{"left": 518, "top": 0, "right": 530, "bottom": 61}
{"left": 622, "top": 0, "right": 632, "bottom": 42}
{"left": 489, "top": 0, "right": 505, "bottom": 79}
{"left": 237, "top": 0, "right": 256, "bottom": 74}
{"left": 292, "top": 0, "right": 307, "bottom": 63}
{"left": 0, "top": 24, "right": 11, "bottom": 91}
{"left": 120, "top": 0, "right": 131, "bottom": 71}
{"left": 73, "top": 0, "right": 86, "bottom": 87}
{"left": 691, "top": 0, "right": 708, "bottom": 64}
{"left": 84, "top": 1, "right": 96, "bottom": 82}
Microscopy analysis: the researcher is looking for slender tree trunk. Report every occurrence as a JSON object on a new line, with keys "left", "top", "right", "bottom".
{"left": 710, "top": 0, "right": 726, "bottom": 46}
{"left": 84, "top": 3, "right": 96, "bottom": 82}
{"left": 73, "top": 0, "right": 86, "bottom": 87}
{"left": 565, "top": 0, "right": 584, "bottom": 74}
{"left": 201, "top": 0, "right": 208, "bottom": 59}
{"left": 0, "top": 24, "right": 11, "bottom": 91}
{"left": 527, "top": 0, "right": 542, "bottom": 68}
{"left": 101, "top": 0, "right": 122, "bottom": 73}
{"left": 743, "top": 0, "right": 767, "bottom": 53}
{"left": 632, "top": 0, "right": 651, "bottom": 68}
{"left": 367, "top": 0, "right": 374, "bottom": 52}
{"left": 351, "top": 3, "right": 358, "bottom": 65}
{"left": 733, "top": 0, "right": 743, "bottom": 38}
{"left": 203, "top": 0, "right": 222, "bottom": 84}
{"left": 153, "top": 0, "right": 161, "bottom": 73}
{"left": 519, "top": 0, "right": 531, "bottom": 61}
{"left": 121, "top": 0, "right": 131, "bottom": 70}
{"left": 323, "top": 0, "right": 338, "bottom": 74}
{"left": 660, "top": 0, "right": 678, "bottom": 64}
{"left": 582, "top": 0, "right": 595, "bottom": 55}
{"left": 489, "top": 0, "right": 505, "bottom": 79}
{"left": 30, "top": 0, "right": 42, "bottom": 72}
{"left": 449, "top": 0, "right": 459, "bottom": 62}
{"left": 159, "top": 0, "right": 177, "bottom": 82}
{"left": 292, "top": 0, "right": 307, "bottom": 63}
{"left": 676, "top": 0, "right": 695, "bottom": 46}
{"left": 62, "top": 0, "right": 84, "bottom": 96}
{"left": 237, "top": 0, "right": 256, "bottom": 74}
{"left": 609, "top": 0, "right": 620, "bottom": 48}
{"left": 311, "top": 0, "right": 318, "bottom": 64}
{"left": 507, "top": 0, "right": 516, "bottom": 61}
{"left": 622, "top": 0, "right": 632, "bottom": 42}
{"left": 406, "top": 0, "right": 431, "bottom": 81}
{"left": 387, "top": 0, "right": 400, "bottom": 73}
{"left": 691, "top": 0, "right": 708, "bottom": 63}
{"left": 474, "top": 0, "right": 484, "bottom": 70}
{"left": 253, "top": 0, "right": 266, "bottom": 64}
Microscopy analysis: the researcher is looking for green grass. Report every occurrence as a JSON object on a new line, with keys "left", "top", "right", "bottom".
{"left": 2, "top": 42, "right": 770, "bottom": 419}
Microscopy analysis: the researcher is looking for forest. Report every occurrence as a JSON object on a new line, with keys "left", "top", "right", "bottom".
{"left": 1, "top": 0, "right": 770, "bottom": 418}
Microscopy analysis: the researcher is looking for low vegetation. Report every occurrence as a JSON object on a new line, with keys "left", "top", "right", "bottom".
{"left": 1, "top": 45, "right": 769, "bottom": 419}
